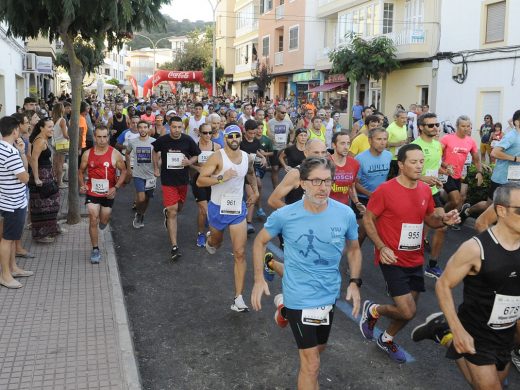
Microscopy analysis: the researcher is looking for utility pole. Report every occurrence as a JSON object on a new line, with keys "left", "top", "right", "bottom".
{"left": 208, "top": 0, "right": 222, "bottom": 97}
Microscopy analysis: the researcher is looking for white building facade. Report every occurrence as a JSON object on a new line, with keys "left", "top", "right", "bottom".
{"left": 0, "top": 23, "right": 27, "bottom": 116}
{"left": 434, "top": 0, "right": 519, "bottom": 134}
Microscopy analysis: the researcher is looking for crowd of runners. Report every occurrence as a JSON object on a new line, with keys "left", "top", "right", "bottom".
{"left": 1, "top": 92, "right": 519, "bottom": 389}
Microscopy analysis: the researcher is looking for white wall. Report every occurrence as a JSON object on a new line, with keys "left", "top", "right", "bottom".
{"left": 0, "top": 34, "right": 26, "bottom": 116}
{"left": 303, "top": 0, "right": 325, "bottom": 69}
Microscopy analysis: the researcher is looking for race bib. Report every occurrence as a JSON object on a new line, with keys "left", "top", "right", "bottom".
{"left": 220, "top": 193, "right": 242, "bottom": 215}
{"left": 91, "top": 178, "right": 109, "bottom": 194}
{"left": 425, "top": 169, "right": 439, "bottom": 178}
{"left": 398, "top": 223, "right": 423, "bottom": 251}
{"left": 167, "top": 152, "right": 184, "bottom": 169}
{"left": 275, "top": 133, "right": 287, "bottom": 144}
{"left": 145, "top": 177, "right": 156, "bottom": 190}
{"left": 438, "top": 174, "right": 448, "bottom": 183}
{"left": 507, "top": 165, "right": 520, "bottom": 181}
{"left": 198, "top": 151, "right": 213, "bottom": 164}
{"left": 301, "top": 305, "right": 333, "bottom": 326}
{"left": 487, "top": 294, "right": 520, "bottom": 330}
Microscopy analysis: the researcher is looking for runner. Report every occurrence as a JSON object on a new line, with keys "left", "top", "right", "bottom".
{"left": 268, "top": 104, "right": 294, "bottom": 189}
{"left": 307, "top": 116, "right": 326, "bottom": 144}
{"left": 411, "top": 113, "right": 445, "bottom": 278}
{"left": 191, "top": 123, "right": 221, "bottom": 247}
{"left": 251, "top": 157, "right": 362, "bottom": 389}
{"left": 278, "top": 128, "right": 308, "bottom": 172}
{"left": 359, "top": 144, "right": 460, "bottom": 362}
{"left": 412, "top": 182, "right": 520, "bottom": 389}
{"left": 152, "top": 115, "right": 201, "bottom": 261}
{"left": 186, "top": 102, "right": 205, "bottom": 143}
{"left": 254, "top": 120, "right": 273, "bottom": 221}
{"left": 196, "top": 124, "right": 259, "bottom": 312}
{"left": 79, "top": 125, "right": 127, "bottom": 264}
{"left": 126, "top": 120, "right": 156, "bottom": 229}
{"left": 348, "top": 115, "right": 381, "bottom": 158}
{"left": 109, "top": 102, "right": 131, "bottom": 146}
{"left": 354, "top": 127, "right": 392, "bottom": 245}
{"left": 329, "top": 131, "right": 364, "bottom": 215}
{"left": 386, "top": 109, "right": 409, "bottom": 179}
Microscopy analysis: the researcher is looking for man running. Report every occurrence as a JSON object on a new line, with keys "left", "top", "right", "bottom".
{"left": 354, "top": 127, "right": 392, "bottom": 245}
{"left": 411, "top": 113, "right": 445, "bottom": 278}
{"left": 126, "top": 120, "right": 156, "bottom": 229}
{"left": 191, "top": 123, "right": 221, "bottom": 247}
{"left": 196, "top": 124, "right": 259, "bottom": 312}
{"left": 359, "top": 144, "right": 459, "bottom": 362}
{"left": 412, "top": 182, "right": 520, "bottom": 389}
{"left": 152, "top": 116, "right": 200, "bottom": 261}
{"left": 268, "top": 104, "right": 294, "bottom": 189}
{"left": 251, "top": 157, "right": 362, "bottom": 389}
{"left": 79, "top": 125, "right": 127, "bottom": 263}
{"left": 186, "top": 102, "right": 205, "bottom": 143}
{"left": 386, "top": 109, "right": 409, "bottom": 179}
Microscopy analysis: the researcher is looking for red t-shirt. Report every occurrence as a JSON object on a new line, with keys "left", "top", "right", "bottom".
{"left": 441, "top": 134, "right": 477, "bottom": 179}
{"left": 367, "top": 178, "right": 435, "bottom": 268}
{"left": 330, "top": 156, "right": 360, "bottom": 205}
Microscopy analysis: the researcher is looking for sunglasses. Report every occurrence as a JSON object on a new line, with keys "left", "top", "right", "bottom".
{"left": 226, "top": 133, "right": 241, "bottom": 139}
{"left": 200, "top": 131, "right": 212, "bottom": 135}
{"left": 424, "top": 123, "right": 440, "bottom": 128}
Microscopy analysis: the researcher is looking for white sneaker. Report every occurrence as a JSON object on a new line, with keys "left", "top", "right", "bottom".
{"left": 205, "top": 232, "right": 216, "bottom": 254}
{"left": 231, "top": 294, "right": 249, "bottom": 312}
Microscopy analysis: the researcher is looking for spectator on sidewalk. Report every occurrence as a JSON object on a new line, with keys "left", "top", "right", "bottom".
{"left": 0, "top": 116, "right": 34, "bottom": 289}
{"left": 29, "top": 117, "right": 61, "bottom": 243}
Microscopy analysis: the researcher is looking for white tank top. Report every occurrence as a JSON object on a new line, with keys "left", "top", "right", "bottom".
{"left": 188, "top": 116, "right": 206, "bottom": 143}
{"left": 210, "top": 149, "right": 249, "bottom": 205}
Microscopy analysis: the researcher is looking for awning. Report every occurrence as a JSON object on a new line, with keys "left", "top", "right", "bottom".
{"left": 307, "top": 82, "right": 348, "bottom": 93}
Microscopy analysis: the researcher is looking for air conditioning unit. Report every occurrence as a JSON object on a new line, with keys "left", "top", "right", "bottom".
{"left": 25, "top": 53, "right": 37, "bottom": 71}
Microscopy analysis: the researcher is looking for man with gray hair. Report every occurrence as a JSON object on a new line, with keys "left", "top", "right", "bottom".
{"left": 206, "top": 112, "right": 224, "bottom": 147}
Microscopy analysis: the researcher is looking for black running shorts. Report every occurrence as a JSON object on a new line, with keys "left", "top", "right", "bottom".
{"left": 284, "top": 306, "right": 335, "bottom": 349}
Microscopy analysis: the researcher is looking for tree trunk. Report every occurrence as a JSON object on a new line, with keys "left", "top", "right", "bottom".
{"left": 59, "top": 31, "right": 83, "bottom": 224}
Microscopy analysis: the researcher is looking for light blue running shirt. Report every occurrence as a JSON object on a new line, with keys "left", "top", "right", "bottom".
{"left": 264, "top": 199, "right": 358, "bottom": 309}
{"left": 491, "top": 130, "right": 520, "bottom": 184}
{"left": 355, "top": 149, "right": 392, "bottom": 199}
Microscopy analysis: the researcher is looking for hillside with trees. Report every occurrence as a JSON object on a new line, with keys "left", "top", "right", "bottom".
{"left": 129, "top": 16, "right": 211, "bottom": 49}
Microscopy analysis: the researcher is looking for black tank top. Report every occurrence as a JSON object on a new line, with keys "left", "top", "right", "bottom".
{"left": 285, "top": 165, "right": 304, "bottom": 205}
{"left": 112, "top": 114, "right": 127, "bottom": 137}
{"left": 38, "top": 145, "right": 52, "bottom": 167}
{"left": 458, "top": 228, "right": 520, "bottom": 348}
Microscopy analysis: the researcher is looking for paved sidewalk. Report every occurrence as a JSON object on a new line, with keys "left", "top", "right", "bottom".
{"left": 0, "top": 188, "right": 140, "bottom": 390}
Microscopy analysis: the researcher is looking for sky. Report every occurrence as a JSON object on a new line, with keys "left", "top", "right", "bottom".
{"left": 161, "top": 1, "right": 214, "bottom": 22}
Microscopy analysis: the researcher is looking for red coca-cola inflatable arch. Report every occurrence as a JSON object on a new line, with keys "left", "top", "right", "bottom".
{"left": 142, "top": 70, "right": 212, "bottom": 97}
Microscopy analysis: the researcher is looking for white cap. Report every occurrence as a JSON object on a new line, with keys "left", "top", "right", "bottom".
{"left": 166, "top": 110, "right": 177, "bottom": 116}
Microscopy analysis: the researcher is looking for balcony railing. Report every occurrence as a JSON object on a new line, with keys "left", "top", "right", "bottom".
{"left": 275, "top": 4, "right": 284, "bottom": 20}
{"left": 274, "top": 51, "right": 284, "bottom": 66}
{"left": 384, "top": 28, "right": 426, "bottom": 46}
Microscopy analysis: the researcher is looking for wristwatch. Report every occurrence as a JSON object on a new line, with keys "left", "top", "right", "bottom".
{"left": 349, "top": 278, "right": 363, "bottom": 288}
{"left": 217, "top": 175, "right": 224, "bottom": 184}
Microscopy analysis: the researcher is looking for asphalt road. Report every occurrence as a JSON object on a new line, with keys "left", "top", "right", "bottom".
{"left": 110, "top": 175, "right": 520, "bottom": 390}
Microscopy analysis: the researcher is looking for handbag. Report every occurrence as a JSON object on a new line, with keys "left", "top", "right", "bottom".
{"left": 54, "top": 139, "right": 70, "bottom": 152}
{"left": 38, "top": 181, "right": 59, "bottom": 198}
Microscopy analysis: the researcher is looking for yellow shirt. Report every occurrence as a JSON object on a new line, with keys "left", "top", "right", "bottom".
{"left": 349, "top": 133, "right": 370, "bottom": 156}
{"left": 307, "top": 127, "right": 326, "bottom": 143}
{"left": 386, "top": 122, "right": 408, "bottom": 160}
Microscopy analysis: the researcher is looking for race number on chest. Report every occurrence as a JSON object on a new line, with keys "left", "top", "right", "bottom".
{"left": 220, "top": 193, "right": 242, "bottom": 215}
{"left": 398, "top": 223, "right": 423, "bottom": 251}
{"left": 167, "top": 152, "right": 184, "bottom": 169}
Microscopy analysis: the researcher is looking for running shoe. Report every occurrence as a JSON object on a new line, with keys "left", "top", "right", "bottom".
{"left": 163, "top": 208, "right": 168, "bottom": 229}
{"left": 511, "top": 347, "right": 520, "bottom": 373}
{"left": 411, "top": 312, "right": 449, "bottom": 343}
{"left": 247, "top": 223, "right": 256, "bottom": 235}
{"left": 263, "top": 252, "right": 275, "bottom": 282}
{"left": 196, "top": 232, "right": 206, "bottom": 248}
{"left": 424, "top": 265, "right": 443, "bottom": 279}
{"left": 205, "top": 232, "right": 216, "bottom": 254}
{"left": 90, "top": 248, "right": 101, "bottom": 264}
{"left": 376, "top": 334, "right": 407, "bottom": 363}
{"left": 139, "top": 214, "right": 145, "bottom": 228}
{"left": 460, "top": 203, "right": 471, "bottom": 224}
{"left": 170, "top": 246, "right": 181, "bottom": 262}
{"left": 360, "top": 300, "right": 378, "bottom": 340}
{"left": 273, "top": 294, "right": 288, "bottom": 328}
{"left": 231, "top": 294, "right": 249, "bottom": 312}
{"left": 256, "top": 208, "right": 267, "bottom": 220}
{"left": 133, "top": 213, "right": 142, "bottom": 229}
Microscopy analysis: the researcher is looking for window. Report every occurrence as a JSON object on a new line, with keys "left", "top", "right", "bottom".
{"left": 405, "top": 0, "right": 424, "bottom": 29}
{"left": 420, "top": 86, "right": 429, "bottom": 106}
{"left": 289, "top": 26, "right": 299, "bottom": 50}
{"left": 383, "top": 3, "right": 394, "bottom": 34}
{"left": 262, "top": 36, "right": 270, "bottom": 57}
{"left": 260, "top": 0, "right": 272, "bottom": 14}
{"left": 485, "top": 1, "right": 506, "bottom": 43}
{"left": 237, "top": 3, "right": 256, "bottom": 33}
{"left": 104, "top": 68, "right": 110, "bottom": 76}
{"left": 278, "top": 35, "right": 284, "bottom": 52}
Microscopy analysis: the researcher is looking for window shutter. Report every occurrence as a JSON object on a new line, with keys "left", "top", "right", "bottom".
{"left": 486, "top": 1, "right": 506, "bottom": 43}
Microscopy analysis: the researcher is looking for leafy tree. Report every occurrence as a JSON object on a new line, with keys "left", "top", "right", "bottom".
{"left": 329, "top": 32, "right": 400, "bottom": 119}
{"left": 203, "top": 62, "right": 224, "bottom": 89}
{"left": 251, "top": 60, "right": 274, "bottom": 98}
{"left": 158, "top": 62, "right": 175, "bottom": 70}
{"left": 55, "top": 40, "right": 105, "bottom": 82}
{"left": 0, "top": 0, "right": 168, "bottom": 224}
{"left": 105, "top": 78, "right": 120, "bottom": 86}
{"left": 173, "top": 28, "right": 212, "bottom": 71}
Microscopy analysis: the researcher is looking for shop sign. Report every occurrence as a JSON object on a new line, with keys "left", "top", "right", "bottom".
{"left": 292, "top": 70, "right": 320, "bottom": 82}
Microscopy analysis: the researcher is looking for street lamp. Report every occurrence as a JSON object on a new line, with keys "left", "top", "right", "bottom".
{"left": 208, "top": 0, "right": 222, "bottom": 97}
{"left": 133, "top": 33, "right": 171, "bottom": 96}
